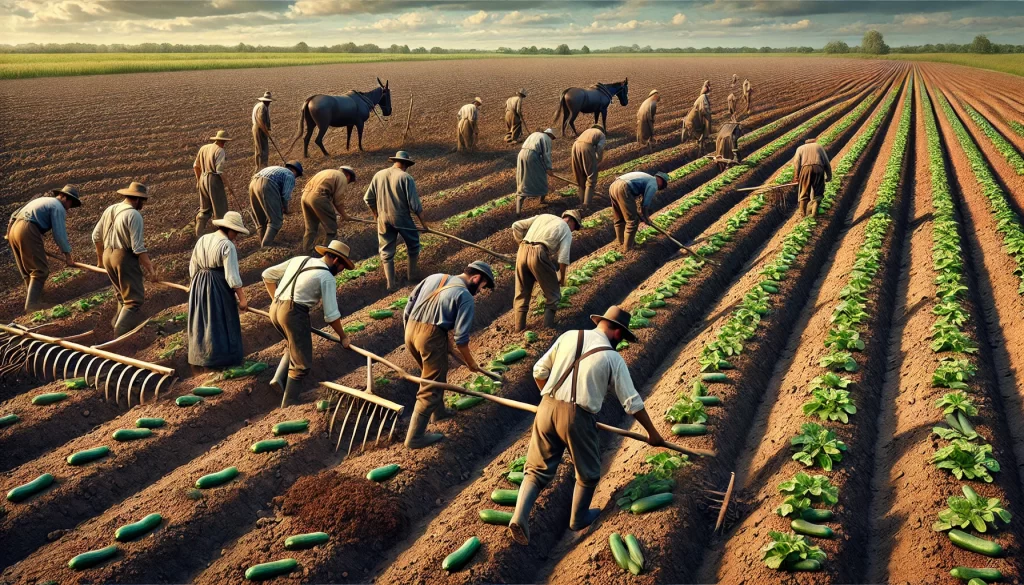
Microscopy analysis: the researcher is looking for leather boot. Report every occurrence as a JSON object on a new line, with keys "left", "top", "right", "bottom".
{"left": 384, "top": 260, "right": 398, "bottom": 291}
{"left": 514, "top": 310, "right": 528, "bottom": 333}
{"left": 270, "top": 354, "right": 289, "bottom": 393}
{"left": 808, "top": 198, "right": 819, "bottom": 217}
{"left": 195, "top": 215, "right": 209, "bottom": 238}
{"left": 280, "top": 376, "right": 302, "bottom": 408}
{"left": 623, "top": 229, "right": 637, "bottom": 252}
{"left": 404, "top": 410, "right": 444, "bottom": 449}
{"left": 543, "top": 307, "right": 557, "bottom": 329}
{"left": 509, "top": 476, "right": 543, "bottom": 546}
{"left": 111, "top": 301, "right": 123, "bottom": 329}
{"left": 568, "top": 482, "right": 600, "bottom": 530}
{"left": 613, "top": 224, "right": 625, "bottom": 246}
{"left": 261, "top": 225, "right": 280, "bottom": 247}
{"left": 515, "top": 195, "right": 524, "bottom": 217}
{"left": 798, "top": 200, "right": 808, "bottom": 217}
{"left": 430, "top": 406, "right": 455, "bottom": 423}
{"left": 407, "top": 253, "right": 419, "bottom": 283}
{"left": 113, "top": 307, "right": 143, "bottom": 337}
{"left": 24, "top": 277, "right": 46, "bottom": 313}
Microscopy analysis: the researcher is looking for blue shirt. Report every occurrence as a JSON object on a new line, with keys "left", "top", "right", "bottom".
{"left": 255, "top": 166, "right": 297, "bottom": 203}
{"left": 14, "top": 197, "right": 71, "bottom": 253}
{"left": 618, "top": 171, "right": 659, "bottom": 209}
{"left": 404, "top": 273, "right": 476, "bottom": 345}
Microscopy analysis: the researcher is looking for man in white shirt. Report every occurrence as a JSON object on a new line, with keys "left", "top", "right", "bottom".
{"left": 509, "top": 306, "right": 664, "bottom": 545}
{"left": 511, "top": 209, "right": 581, "bottom": 331}
{"left": 609, "top": 170, "right": 669, "bottom": 251}
{"left": 261, "top": 240, "right": 355, "bottom": 407}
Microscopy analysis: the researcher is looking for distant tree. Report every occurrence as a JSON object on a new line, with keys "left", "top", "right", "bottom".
{"left": 412, "top": 46, "right": 427, "bottom": 54}
{"left": 339, "top": 42, "right": 358, "bottom": 52}
{"left": 294, "top": 41, "right": 309, "bottom": 53}
{"left": 497, "top": 46, "right": 513, "bottom": 53}
{"left": 797, "top": 46, "right": 814, "bottom": 53}
{"left": 971, "top": 34, "right": 994, "bottom": 54}
{"left": 580, "top": 45, "right": 590, "bottom": 54}
{"left": 861, "top": 30, "right": 889, "bottom": 55}
{"left": 823, "top": 40, "right": 850, "bottom": 54}
{"left": 640, "top": 45, "right": 653, "bottom": 53}
{"left": 429, "top": 46, "right": 446, "bottom": 54}
{"left": 555, "top": 43, "right": 571, "bottom": 55}
{"left": 760, "top": 46, "right": 773, "bottom": 53}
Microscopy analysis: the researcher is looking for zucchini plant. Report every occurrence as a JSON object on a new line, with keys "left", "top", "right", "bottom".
{"left": 960, "top": 101, "right": 1024, "bottom": 175}
{"left": 802, "top": 387, "right": 857, "bottom": 423}
{"left": 775, "top": 473, "right": 839, "bottom": 518}
{"left": 931, "top": 439, "right": 1000, "bottom": 482}
{"left": 761, "top": 531, "right": 826, "bottom": 570}
{"left": 615, "top": 452, "right": 688, "bottom": 510}
{"left": 933, "top": 484, "right": 1012, "bottom": 533}
{"left": 791, "top": 423, "right": 847, "bottom": 471}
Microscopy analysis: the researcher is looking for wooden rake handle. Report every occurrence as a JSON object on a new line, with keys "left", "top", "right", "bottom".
{"left": 643, "top": 221, "right": 719, "bottom": 266}
{"left": 46, "top": 253, "right": 190, "bottom": 293}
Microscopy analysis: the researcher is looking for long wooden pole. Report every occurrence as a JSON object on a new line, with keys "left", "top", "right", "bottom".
{"left": 48, "top": 253, "right": 190, "bottom": 293}
{"left": 344, "top": 217, "right": 513, "bottom": 262}
{"left": 643, "top": 221, "right": 719, "bottom": 266}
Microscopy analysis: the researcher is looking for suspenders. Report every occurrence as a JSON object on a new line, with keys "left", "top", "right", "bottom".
{"left": 276, "top": 257, "right": 328, "bottom": 308}
{"left": 549, "top": 330, "right": 614, "bottom": 406}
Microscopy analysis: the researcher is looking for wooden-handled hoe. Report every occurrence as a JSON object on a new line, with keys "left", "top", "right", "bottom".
{"left": 346, "top": 216, "right": 514, "bottom": 263}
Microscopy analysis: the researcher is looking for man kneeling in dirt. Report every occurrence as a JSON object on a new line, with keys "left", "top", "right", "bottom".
{"left": 6, "top": 184, "right": 81, "bottom": 312}
{"left": 511, "top": 209, "right": 581, "bottom": 332}
{"left": 509, "top": 305, "right": 665, "bottom": 545}
{"left": 792, "top": 138, "right": 832, "bottom": 217}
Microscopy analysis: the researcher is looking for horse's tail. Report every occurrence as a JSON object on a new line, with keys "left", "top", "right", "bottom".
{"left": 551, "top": 88, "right": 570, "bottom": 128}
{"left": 285, "top": 95, "right": 317, "bottom": 156}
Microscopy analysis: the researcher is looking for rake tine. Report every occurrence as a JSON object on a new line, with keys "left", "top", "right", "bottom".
{"left": 360, "top": 404, "right": 378, "bottom": 452}
{"left": 387, "top": 412, "right": 399, "bottom": 444}
{"left": 40, "top": 343, "right": 61, "bottom": 380}
{"left": 347, "top": 401, "right": 368, "bottom": 458}
{"left": 335, "top": 398, "right": 356, "bottom": 452}
{"left": 375, "top": 411, "right": 389, "bottom": 446}
{"left": 0, "top": 359, "right": 24, "bottom": 377}
{"left": 105, "top": 362, "right": 123, "bottom": 402}
{"left": 53, "top": 348, "right": 73, "bottom": 381}
{"left": 126, "top": 367, "right": 145, "bottom": 407}
{"left": 27, "top": 340, "right": 46, "bottom": 376}
{"left": 83, "top": 356, "right": 103, "bottom": 386}
{"left": 67, "top": 350, "right": 87, "bottom": 380}
{"left": 714, "top": 472, "right": 736, "bottom": 533}
{"left": 329, "top": 393, "right": 348, "bottom": 435}
{"left": 115, "top": 365, "right": 133, "bottom": 405}
{"left": 154, "top": 374, "right": 175, "bottom": 402}
{"left": 139, "top": 371, "right": 159, "bottom": 405}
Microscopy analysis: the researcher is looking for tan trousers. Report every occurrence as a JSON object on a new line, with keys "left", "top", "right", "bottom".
{"left": 505, "top": 111, "right": 523, "bottom": 143}
{"left": 405, "top": 320, "right": 449, "bottom": 417}
{"left": 301, "top": 193, "right": 338, "bottom": 254}
{"left": 571, "top": 142, "right": 600, "bottom": 207}
{"left": 269, "top": 300, "right": 313, "bottom": 380}
{"left": 197, "top": 173, "right": 228, "bottom": 224}
{"left": 609, "top": 179, "right": 641, "bottom": 247}
{"left": 525, "top": 396, "right": 601, "bottom": 488}
{"left": 637, "top": 117, "right": 654, "bottom": 146}
{"left": 253, "top": 125, "right": 269, "bottom": 172}
{"left": 797, "top": 165, "right": 827, "bottom": 205}
{"left": 514, "top": 243, "right": 560, "bottom": 319}
{"left": 8, "top": 219, "right": 48, "bottom": 283}
{"left": 103, "top": 248, "right": 145, "bottom": 310}
{"left": 457, "top": 119, "right": 477, "bottom": 151}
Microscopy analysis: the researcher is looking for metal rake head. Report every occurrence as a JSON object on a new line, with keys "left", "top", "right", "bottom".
{"left": 321, "top": 381, "right": 404, "bottom": 458}
{"left": 700, "top": 471, "right": 736, "bottom": 534}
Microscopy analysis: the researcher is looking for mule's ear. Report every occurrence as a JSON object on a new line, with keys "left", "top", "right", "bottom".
{"left": 385, "top": 79, "right": 389, "bottom": 88}
{"left": 377, "top": 76, "right": 383, "bottom": 87}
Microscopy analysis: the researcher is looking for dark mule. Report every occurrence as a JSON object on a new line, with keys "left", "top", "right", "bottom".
{"left": 288, "top": 78, "right": 393, "bottom": 157}
{"left": 551, "top": 79, "right": 628, "bottom": 137}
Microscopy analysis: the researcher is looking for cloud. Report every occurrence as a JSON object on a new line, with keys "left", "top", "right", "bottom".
{"left": 777, "top": 18, "right": 810, "bottom": 30}
{"left": 12, "top": 0, "right": 110, "bottom": 23}
{"left": 672, "top": 12, "right": 686, "bottom": 25}
{"left": 462, "top": 9, "right": 487, "bottom": 25}
{"left": 497, "top": 10, "right": 545, "bottom": 25}
{"left": 593, "top": 0, "right": 647, "bottom": 21}
{"left": 290, "top": 0, "right": 611, "bottom": 17}
{"left": 370, "top": 11, "right": 431, "bottom": 31}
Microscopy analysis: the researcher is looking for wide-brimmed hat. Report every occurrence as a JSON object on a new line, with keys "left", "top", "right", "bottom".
{"left": 212, "top": 211, "right": 250, "bottom": 235}
{"left": 654, "top": 171, "right": 670, "bottom": 186}
{"left": 562, "top": 209, "right": 583, "bottom": 228}
{"left": 473, "top": 96, "right": 483, "bottom": 105}
{"left": 51, "top": 184, "right": 82, "bottom": 208}
{"left": 518, "top": 88, "right": 528, "bottom": 97}
{"left": 388, "top": 150, "right": 416, "bottom": 166}
{"left": 285, "top": 160, "right": 304, "bottom": 177}
{"left": 258, "top": 91, "right": 274, "bottom": 102}
{"left": 649, "top": 89, "right": 659, "bottom": 96}
{"left": 542, "top": 128, "right": 556, "bottom": 139}
{"left": 466, "top": 260, "right": 495, "bottom": 289}
{"left": 590, "top": 305, "right": 637, "bottom": 342}
{"left": 339, "top": 165, "right": 356, "bottom": 182}
{"left": 805, "top": 138, "right": 817, "bottom": 143}
{"left": 209, "top": 130, "right": 233, "bottom": 142}
{"left": 117, "top": 181, "right": 149, "bottom": 199}
{"left": 316, "top": 239, "right": 356, "bottom": 270}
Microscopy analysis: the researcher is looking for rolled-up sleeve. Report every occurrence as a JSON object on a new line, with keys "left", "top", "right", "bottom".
{"left": 610, "top": 356, "right": 644, "bottom": 414}
{"left": 223, "top": 242, "right": 243, "bottom": 289}
{"left": 51, "top": 206, "right": 71, "bottom": 253}
{"left": 452, "top": 293, "right": 474, "bottom": 346}
{"left": 320, "top": 274, "right": 341, "bottom": 323}
{"left": 533, "top": 337, "right": 559, "bottom": 381}
{"left": 262, "top": 259, "right": 288, "bottom": 284}
{"left": 128, "top": 213, "right": 147, "bottom": 254}
{"left": 91, "top": 213, "right": 104, "bottom": 245}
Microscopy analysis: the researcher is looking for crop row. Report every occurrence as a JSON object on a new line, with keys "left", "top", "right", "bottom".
{"left": 960, "top": 101, "right": 1024, "bottom": 175}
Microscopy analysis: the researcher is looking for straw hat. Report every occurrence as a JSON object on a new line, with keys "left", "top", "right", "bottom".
{"left": 473, "top": 96, "right": 483, "bottom": 105}
{"left": 51, "top": 184, "right": 82, "bottom": 208}
{"left": 649, "top": 89, "right": 659, "bottom": 96}
{"left": 388, "top": 150, "right": 416, "bottom": 166}
{"left": 590, "top": 305, "right": 637, "bottom": 342}
{"left": 542, "top": 128, "right": 556, "bottom": 139}
{"left": 209, "top": 130, "right": 233, "bottom": 142}
{"left": 258, "top": 91, "right": 274, "bottom": 102}
{"left": 285, "top": 160, "right": 304, "bottom": 177}
{"left": 654, "top": 171, "right": 670, "bottom": 186}
{"left": 212, "top": 211, "right": 250, "bottom": 235}
{"left": 562, "top": 209, "right": 583, "bottom": 228}
{"left": 316, "top": 240, "right": 356, "bottom": 270}
{"left": 518, "top": 88, "right": 528, "bottom": 97}
{"left": 339, "top": 165, "right": 356, "bottom": 182}
{"left": 117, "top": 181, "right": 149, "bottom": 199}
{"left": 466, "top": 260, "right": 495, "bottom": 289}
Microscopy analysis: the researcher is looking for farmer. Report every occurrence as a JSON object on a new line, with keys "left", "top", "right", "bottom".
{"left": 608, "top": 171, "right": 669, "bottom": 251}
{"left": 300, "top": 165, "right": 356, "bottom": 254}
{"left": 187, "top": 211, "right": 249, "bottom": 371}
{"left": 364, "top": 151, "right": 426, "bottom": 291}
{"left": 636, "top": 89, "right": 659, "bottom": 147}
{"left": 252, "top": 90, "right": 273, "bottom": 172}
{"left": 457, "top": 97, "right": 482, "bottom": 152}
{"left": 250, "top": 160, "right": 303, "bottom": 247}
{"left": 694, "top": 81, "right": 713, "bottom": 133}
{"left": 262, "top": 240, "right": 355, "bottom": 407}
{"left": 742, "top": 79, "right": 752, "bottom": 113}
{"left": 571, "top": 124, "right": 606, "bottom": 208}
{"left": 511, "top": 210, "right": 581, "bottom": 332}
{"left": 403, "top": 261, "right": 495, "bottom": 448}
{"left": 792, "top": 138, "right": 832, "bottom": 217}
{"left": 726, "top": 93, "right": 736, "bottom": 117}
{"left": 193, "top": 130, "right": 233, "bottom": 238}
{"left": 505, "top": 88, "right": 528, "bottom": 143}
{"left": 92, "top": 181, "right": 156, "bottom": 336}
{"left": 715, "top": 123, "right": 744, "bottom": 172}
{"left": 6, "top": 185, "right": 81, "bottom": 312}
{"left": 509, "top": 305, "right": 665, "bottom": 545}
{"left": 732, "top": 73, "right": 738, "bottom": 87}
{"left": 515, "top": 128, "right": 556, "bottom": 216}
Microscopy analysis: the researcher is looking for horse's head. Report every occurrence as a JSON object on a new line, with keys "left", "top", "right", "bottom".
{"left": 377, "top": 77, "right": 393, "bottom": 117}
{"left": 617, "top": 77, "right": 629, "bottom": 106}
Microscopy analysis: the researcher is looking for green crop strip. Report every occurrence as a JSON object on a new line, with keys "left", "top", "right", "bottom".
{"left": 961, "top": 102, "right": 1024, "bottom": 175}
{"left": 1010, "top": 120, "right": 1024, "bottom": 138}
{"left": 936, "top": 89, "right": 1024, "bottom": 294}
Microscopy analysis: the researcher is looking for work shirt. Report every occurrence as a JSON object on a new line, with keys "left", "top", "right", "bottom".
{"left": 576, "top": 128, "right": 607, "bottom": 159}
{"left": 694, "top": 93, "right": 711, "bottom": 113}
{"left": 534, "top": 328, "right": 644, "bottom": 415}
{"left": 512, "top": 214, "right": 573, "bottom": 265}
{"left": 363, "top": 167, "right": 422, "bottom": 233}
{"left": 637, "top": 96, "right": 658, "bottom": 123}
{"left": 255, "top": 166, "right": 297, "bottom": 203}
{"left": 457, "top": 103, "right": 479, "bottom": 122}
{"left": 404, "top": 273, "right": 475, "bottom": 346}
{"left": 190, "top": 231, "right": 242, "bottom": 289}
{"left": 194, "top": 143, "right": 226, "bottom": 175}
{"left": 262, "top": 256, "right": 341, "bottom": 323}
{"left": 506, "top": 95, "right": 524, "bottom": 116}
{"left": 252, "top": 102, "right": 271, "bottom": 131}
{"left": 303, "top": 169, "right": 350, "bottom": 208}
{"left": 792, "top": 143, "right": 833, "bottom": 180}
{"left": 92, "top": 202, "right": 146, "bottom": 254}
{"left": 618, "top": 172, "right": 659, "bottom": 208}
{"left": 521, "top": 132, "right": 554, "bottom": 170}
{"left": 13, "top": 197, "right": 71, "bottom": 253}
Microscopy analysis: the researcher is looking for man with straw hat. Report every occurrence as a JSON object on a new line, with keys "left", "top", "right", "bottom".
{"left": 300, "top": 165, "right": 357, "bottom": 254}
{"left": 792, "top": 138, "right": 832, "bottom": 217}
{"left": 364, "top": 151, "right": 426, "bottom": 291}
{"left": 509, "top": 305, "right": 665, "bottom": 545}
{"left": 5, "top": 184, "right": 82, "bottom": 312}
{"left": 505, "top": 88, "right": 528, "bottom": 143}
{"left": 511, "top": 209, "right": 581, "bottom": 331}
{"left": 92, "top": 181, "right": 156, "bottom": 336}
{"left": 456, "top": 97, "right": 483, "bottom": 152}
{"left": 609, "top": 170, "right": 669, "bottom": 252}
{"left": 187, "top": 211, "right": 249, "bottom": 371}
{"left": 193, "top": 129, "right": 234, "bottom": 238}
{"left": 637, "top": 89, "right": 659, "bottom": 147}
{"left": 249, "top": 160, "right": 303, "bottom": 247}
{"left": 515, "top": 128, "right": 556, "bottom": 216}
{"left": 571, "top": 123, "right": 606, "bottom": 208}
{"left": 252, "top": 90, "right": 274, "bottom": 172}
{"left": 262, "top": 239, "right": 356, "bottom": 407}
{"left": 403, "top": 261, "right": 495, "bottom": 449}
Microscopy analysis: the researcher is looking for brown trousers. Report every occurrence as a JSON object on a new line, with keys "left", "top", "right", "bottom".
{"left": 405, "top": 320, "right": 449, "bottom": 417}
{"left": 300, "top": 192, "right": 338, "bottom": 254}
{"left": 250, "top": 176, "right": 284, "bottom": 236}
{"left": 505, "top": 111, "right": 523, "bottom": 143}
{"left": 457, "top": 119, "right": 477, "bottom": 151}
{"left": 797, "top": 164, "right": 827, "bottom": 205}
{"left": 571, "top": 142, "right": 600, "bottom": 207}
{"left": 637, "top": 117, "right": 654, "bottom": 146}
{"left": 609, "top": 180, "right": 641, "bottom": 246}
{"left": 103, "top": 248, "right": 145, "bottom": 310}
{"left": 9, "top": 219, "right": 48, "bottom": 283}
{"left": 197, "top": 173, "right": 228, "bottom": 223}
{"left": 514, "top": 243, "right": 560, "bottom": 318}
{"left": 253, "top": 125, "right": 269, "bottom": 172}
{"left": 269, "top": 300, "right": 313, "bottom": 380}
{"left": 525, "top": 396, "right": 601, "bottom": 488}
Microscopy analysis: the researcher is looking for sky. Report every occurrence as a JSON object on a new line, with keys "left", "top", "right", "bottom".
{"left": 3, "top": 0, "right": 1024, "bottom": 49}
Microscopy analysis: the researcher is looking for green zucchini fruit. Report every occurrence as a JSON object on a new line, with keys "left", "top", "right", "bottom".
{"left": 762, "top": 280, "right": 782, "bottom": 288}
{"left": 112, "top": 428, "right": 152, "bottom": 442}
{"left": 65, "top": 378, "right": 87, "bottom": 389}
{"left": 801, "top": 508, "right": 834, "bottom": 522}
{"left": 649, "top": 478, "right": 676, "bottom": 494}
{"left": 791, "top": 518, "right": 834, "bottom": 538}
{"left": 506, "top": 471, "right": 524, "bottom": 485}
{"left": 196, "top": 466, "right": 239, "bottom": 489}
{"left": 789, "top": 559, "right": 822, "bottom": 571}
{"left": 6, "top": 473, "right": 54, "bottom": 502}
{"left": 366, "top": 464, "right": 401, "bottom": 482}
{"left": 948, "top": 530, "right": 1003, "bottom": 557}
{"left": 501, "top": 348, "right": 528, "bottom": 365}
{"left": 968, "top": 579, "right": 988, "bottom": 585}
{"left": 67, "top": 446, "right": 110, "bottom": 466}
{"left": 245, "top": 362, "right": 268, "bottom": 375}
{"left": 285, "top": 532, "right": 329, "bottom": 550}
{"left": 0, "top": 413, "right": 19, "bottom": 428}
{"left": 694, "top": 395, "right": 721, "bottom": 406}
{"left": 640, "top": 308, "right": 657, "bottom": 318}
{"left": 672, "top": 423, "right": 707, "bottom": 436}
{"left": 479, "top": 509, "right": 513, "bottom": 525}
{"left": 717, "top": 360, "right": 734, "bottom": 370}
{"left": 176, "top": 395, "right": 203, "bottom": 407}
{"left": 487, "top": 361, "right": 510, "bottom": 373}
{"left": 343, "top": 322, "right": 365, "bottom": 333}
{"left": 454, "top": 396, "right": 484, "bottom": 411}
{"left": 68, "top": 545, "right": 118, "bottom": 570}
{"left": 115, "top": 513, "right": 162, "bottom": 541}
{"left": 272, "top": 419, "right": 309, "bottom": 436}
{"left": 628, "top": 560, "right": 642, "bottom": 575}
{"left": 491, "top": 489, "right": 519, "bottom": 506}
{"left": 958, "top": 412, "right": 976, "bottom": 437}
{"left": 647, "top": 299, "right": 667, "bottom": 308}
{"left": 245, "top": 558, "right": 298, "bottom": 581}
{"left": 135, "top": 417, "right": 165, "bottom": 429}
{"left": 32, "top": 392, "right": 68, "bottom": 406}
{"left": 442, "top": 536, "right": 481, "bottom": 571}
{"left": 630, "top": 492, "right": 673, "bottom": 514}
{"left": 761, "top": 283, "right": 779, "bottom": 294}
{"left": 945, "top": 413, "right": 964, "bottom": 433}
{"left": 316, "top": 400, "right": 331, "bottom": 412}
{"left": 192, "top": 386, "right": 222, "bottom": 397}
{"left": 625, "top": 534, "right": 645, "bottom": 569}
{"left": 369, "top": 309, "right": 394, "bottom": 320}
{"left": 950, "top": 567, "right": 1002, "bottom": 581}
{"left": 701, "top": 373, "right": 729, "bottom": 383}
{"left": 251, "top": 439, "right": 288, "bottom": 454}
{"left": 609, "top": 533, "right": 630, "bottom": 570}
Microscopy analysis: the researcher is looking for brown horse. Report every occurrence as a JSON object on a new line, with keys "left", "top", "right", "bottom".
{"left": 551, "top": 79, "right": 628, "bottom": 137}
